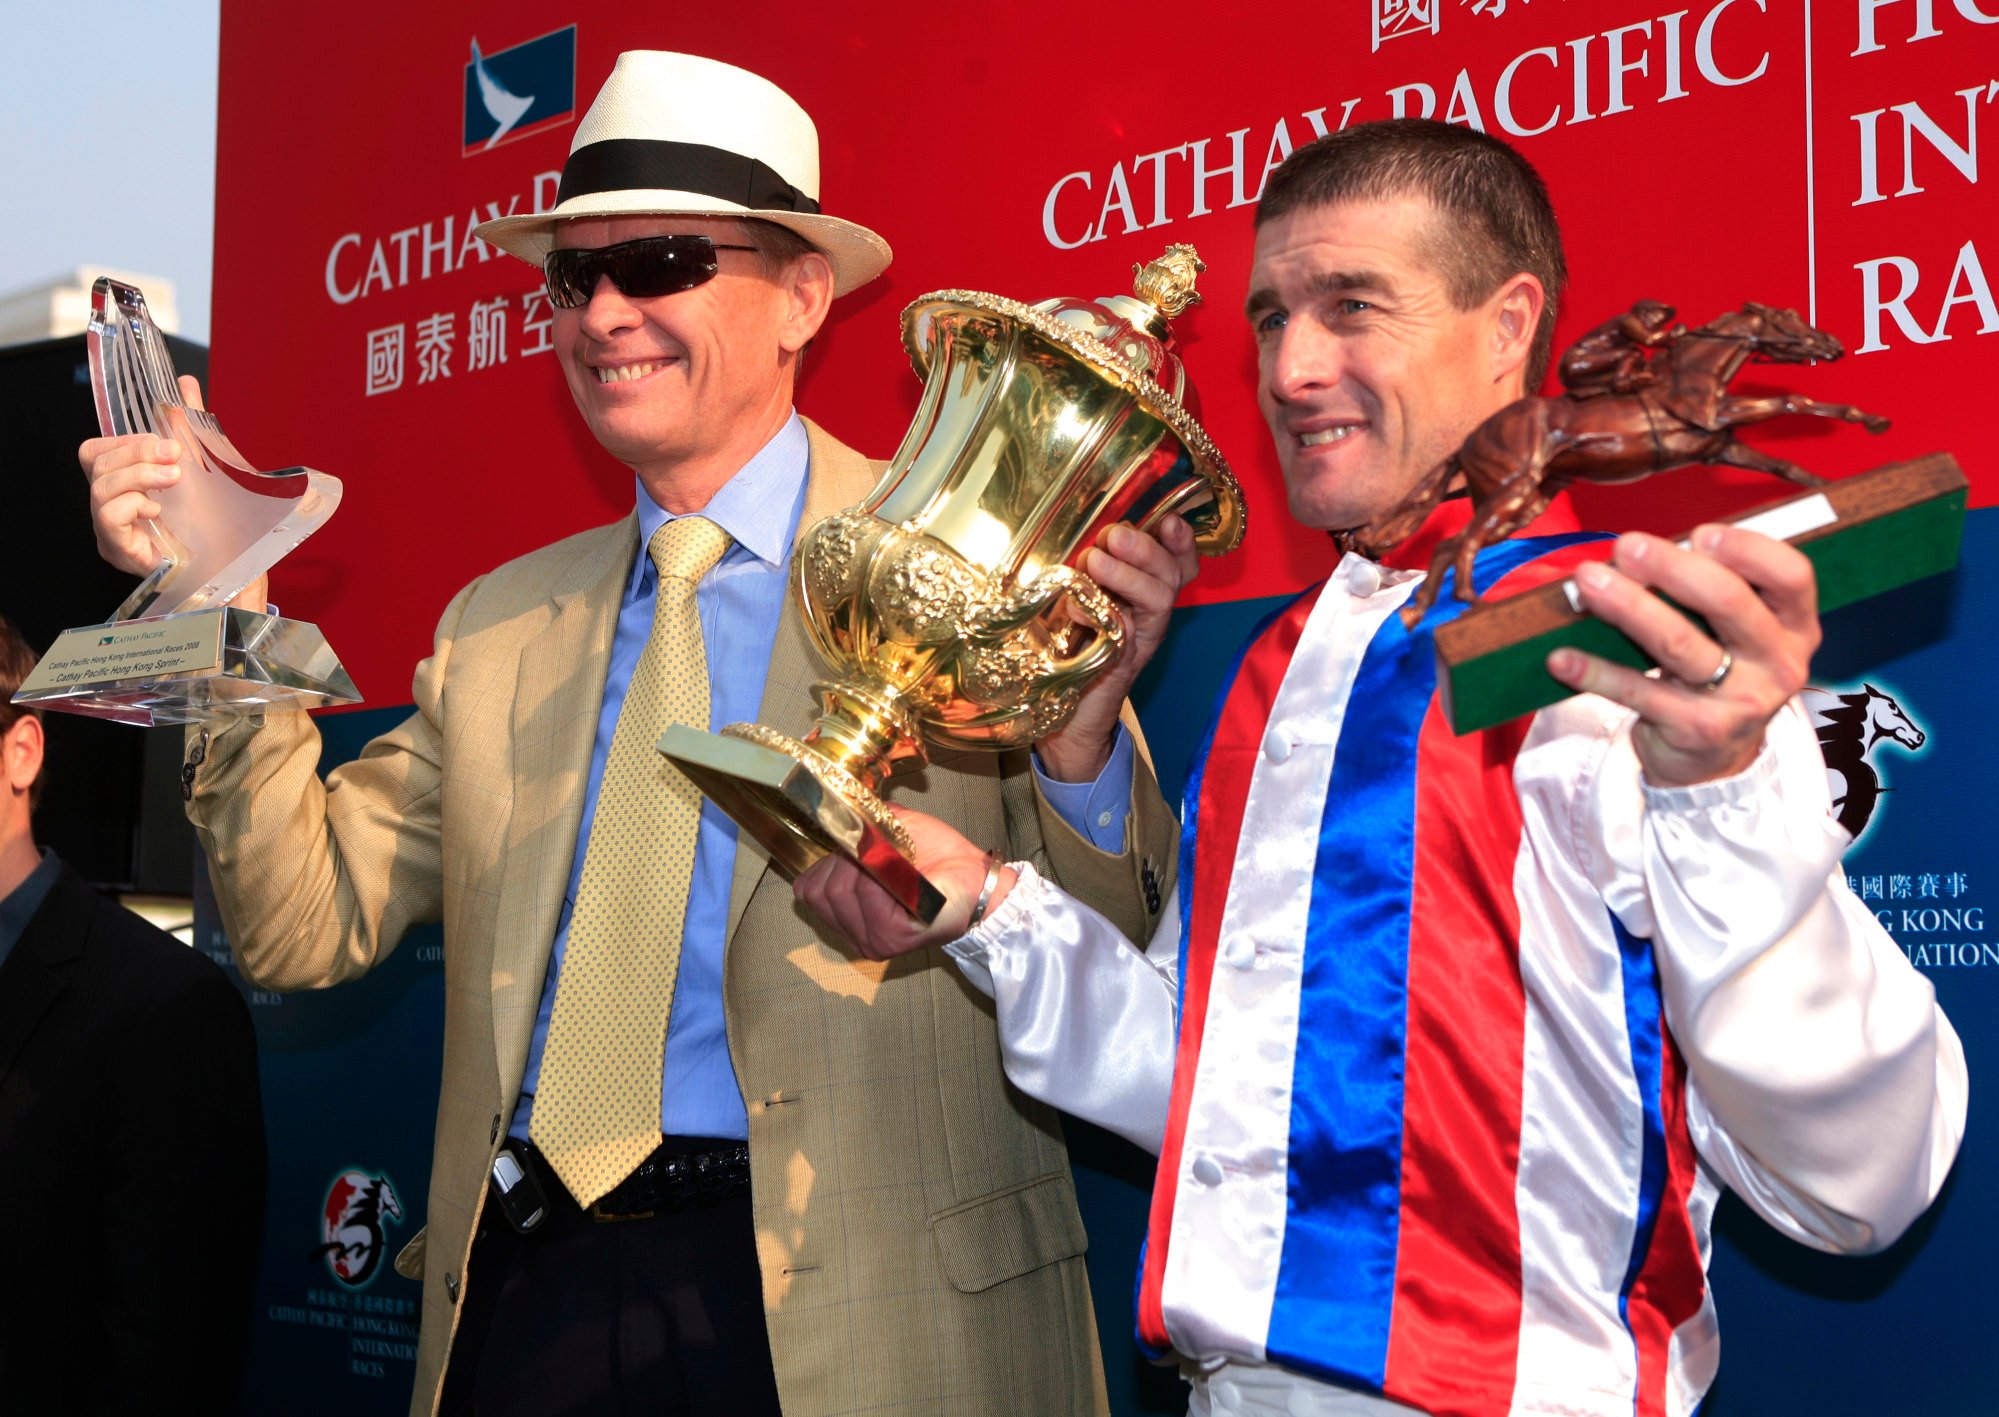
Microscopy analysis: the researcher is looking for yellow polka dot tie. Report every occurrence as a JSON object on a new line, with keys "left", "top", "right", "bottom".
{"left": 531, "top": 515, "right": 732, "bottom": 1205}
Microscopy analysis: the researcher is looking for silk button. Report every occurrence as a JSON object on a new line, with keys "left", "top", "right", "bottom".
{"left": 1349, "top": 559, "right": 1382, "bottom": 598}
{"left": 1191, "top": 1155, "right": 1225, "bottom": 1186}
{"left": 1221, "top": 935, "right": 1255, "bottom": 970}
{"left": 1262, "top": 727, "right": 1291, "bottom": 763}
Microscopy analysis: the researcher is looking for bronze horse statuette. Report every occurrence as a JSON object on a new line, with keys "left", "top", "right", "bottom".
{"left": 1357, "top": 301, "right": 1891, "bottom": 626}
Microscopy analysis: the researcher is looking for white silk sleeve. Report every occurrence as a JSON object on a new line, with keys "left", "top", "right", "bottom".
{"left": 1557, "top": 696, "right": 1967, "bottom": 1254}
{"left": 943, "top": 863, "right": 1181, "bottom": 1154}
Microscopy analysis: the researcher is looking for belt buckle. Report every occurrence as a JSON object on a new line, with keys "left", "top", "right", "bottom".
{"left": 588, "top": 1145, "right": 666, "bottom": 1222}
{"left": 587, "top": 1201, "right": 656, "bottom": 1224}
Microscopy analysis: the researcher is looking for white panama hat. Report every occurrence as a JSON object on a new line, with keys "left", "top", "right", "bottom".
{"left": 474, "top": 51, "right": 891, "bottom": 297}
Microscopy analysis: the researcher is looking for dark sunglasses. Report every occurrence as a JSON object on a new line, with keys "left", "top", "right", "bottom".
{"left": 542, "top": 234, "right": 759, "bottom": 309}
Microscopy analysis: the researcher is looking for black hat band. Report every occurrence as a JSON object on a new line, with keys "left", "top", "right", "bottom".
{"left": 556, "top": 138, "right": 821, "bottom": 214}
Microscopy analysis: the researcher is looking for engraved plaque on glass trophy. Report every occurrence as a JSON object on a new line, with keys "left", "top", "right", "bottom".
{"left": 13, "top": 279, "right": 359, "bottom": 725}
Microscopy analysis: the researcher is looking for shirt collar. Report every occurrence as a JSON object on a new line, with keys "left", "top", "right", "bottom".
{"left": 628, "top": 413, "right": 810, "bottom": 598}
{"left": 0, "top": 847, "right": 62, "bottom": 968}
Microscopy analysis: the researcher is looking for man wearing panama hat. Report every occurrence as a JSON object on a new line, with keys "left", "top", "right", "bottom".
{"left": 82, "top": 50, "right": 1188, "bottom": 1417}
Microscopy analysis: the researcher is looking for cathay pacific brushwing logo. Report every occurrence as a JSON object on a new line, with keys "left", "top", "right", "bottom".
{"left": 463, "top": 26, "right": 576, "bottom": 156}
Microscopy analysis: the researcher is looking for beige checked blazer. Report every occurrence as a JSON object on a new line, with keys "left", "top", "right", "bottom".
{"left": 184, "top": 421, "right": 1178, "bottom": 1417}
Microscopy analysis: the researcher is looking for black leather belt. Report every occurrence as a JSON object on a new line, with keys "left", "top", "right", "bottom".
{"left": 588, "top": 1140, "right": 751, "bottom": 1222}
{"left": 496, "top": 1137, "right": 752, "bottom": 1230}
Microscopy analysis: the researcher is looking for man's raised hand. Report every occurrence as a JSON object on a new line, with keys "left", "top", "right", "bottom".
{"left": 1034, "top": 516, "right": 1200, "bottom": 783}
{"left": 793, "top": 808, "right": 1016, "bottom": 960}
{"left": 1548, "top": 525, "right": 1819, "bottom": 787}
{"left": 77, "top": 375, "right": 268, "bottom": 610}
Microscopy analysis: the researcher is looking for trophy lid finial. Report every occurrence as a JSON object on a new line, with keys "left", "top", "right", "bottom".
{"left": 1132, "top": 245, "right": 1206, "bottom": 320}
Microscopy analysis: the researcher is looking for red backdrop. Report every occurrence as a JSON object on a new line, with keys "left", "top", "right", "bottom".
{"left": 208, "top": 6, "right": 1999, "bottom": 1412}
{"left": 212, "top": 0, "right": 1998, "bottom": 707}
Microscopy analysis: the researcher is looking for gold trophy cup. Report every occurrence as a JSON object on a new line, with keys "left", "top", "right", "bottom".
{"left": 660, "top": 247, "right": 1242, "bottom": 921}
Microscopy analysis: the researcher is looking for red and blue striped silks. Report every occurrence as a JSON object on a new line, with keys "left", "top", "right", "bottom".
{"left": 1139, "top": 535, "right": 1712, "bottom": 1417}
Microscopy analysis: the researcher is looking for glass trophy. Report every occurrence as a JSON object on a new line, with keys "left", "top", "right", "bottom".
{"left": 12, "top": 279, "right": 360, "bottom": 725}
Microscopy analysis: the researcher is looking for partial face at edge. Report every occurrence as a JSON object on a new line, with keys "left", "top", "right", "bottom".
{"left": 1246, "top": 194, "right": 1536, "bottom": 535}
{"left": 0, "top": 712, "right": 43, "bottom": 848}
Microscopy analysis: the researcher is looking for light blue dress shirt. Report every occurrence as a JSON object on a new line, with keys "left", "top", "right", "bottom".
{"left": 510, "top": 413, "right": 1133, "bottom": 1145}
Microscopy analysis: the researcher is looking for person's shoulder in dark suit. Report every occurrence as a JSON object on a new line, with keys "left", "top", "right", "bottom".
{"left": 0, "top": 856, "right": 265, "bottom": 1417}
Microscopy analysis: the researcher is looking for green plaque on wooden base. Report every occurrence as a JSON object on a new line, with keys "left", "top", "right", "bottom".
{"left": 1434, "top": 454, "right": 1969, "bottom": 735}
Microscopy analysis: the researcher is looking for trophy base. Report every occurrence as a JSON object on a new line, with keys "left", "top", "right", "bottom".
{"left": 14, "top": 606, "right": 362, "bottom": 727}
{"left": 657, "top": 723, "right": 948, "bottom": 925}
{"left": 1435, "top": 454, "right": 1969, "bottom": 735}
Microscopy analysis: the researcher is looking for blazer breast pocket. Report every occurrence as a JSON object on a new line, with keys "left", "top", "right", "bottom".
{"left": 927, "top": 1171, "right": 1087, "bottom": 1294}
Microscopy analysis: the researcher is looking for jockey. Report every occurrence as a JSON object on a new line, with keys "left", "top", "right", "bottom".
{"left": 1559, "top": 299, "right": 1685, "bottom": 397}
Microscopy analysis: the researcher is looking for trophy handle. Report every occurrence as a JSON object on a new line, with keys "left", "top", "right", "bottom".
{"left": 965, "top": 566, "right": 1126, "bottom": 691}
{"left": 1039, "top": 570, "right": 1125, "bottom": 683}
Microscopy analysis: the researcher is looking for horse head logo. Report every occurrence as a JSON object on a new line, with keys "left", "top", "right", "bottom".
{"left": 309, "top": 1169, "right": 406, "bottom": 1289}
{"left": 1802, "top": 684, "right": 1928, "bottom": 840}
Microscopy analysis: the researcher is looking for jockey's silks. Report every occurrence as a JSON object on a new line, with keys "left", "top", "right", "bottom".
{"left": 1137, "top": 533, "right": 1719, "bottom": 1417}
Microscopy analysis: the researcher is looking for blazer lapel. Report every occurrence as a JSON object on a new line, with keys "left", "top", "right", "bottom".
{"left": 491, "top": 515, "right": 635, "bottom": 1098}
{"left": 0, "top": 866, "right": 89, "bottom": 1088}
{"left": 724, "top": 420, "right": 886, "bottom": 941}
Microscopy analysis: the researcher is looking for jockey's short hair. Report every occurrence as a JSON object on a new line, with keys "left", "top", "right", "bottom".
{"left": 1257, "top": 119, "right": 1569, "bottom": 391}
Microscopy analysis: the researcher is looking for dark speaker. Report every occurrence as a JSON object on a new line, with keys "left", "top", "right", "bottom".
{"left": 2, "top": 331, "right": 207, "bottom": 895}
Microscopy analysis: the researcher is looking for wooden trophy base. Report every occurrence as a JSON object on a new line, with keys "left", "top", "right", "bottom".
{"left": 1434, "top": 454, "right": 1969, "bottom": 735}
